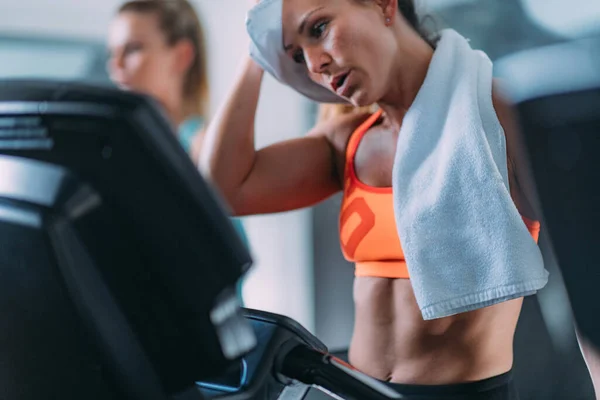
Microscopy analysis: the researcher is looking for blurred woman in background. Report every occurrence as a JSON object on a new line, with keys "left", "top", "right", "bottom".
{"left": 107, "top": 0, "right": 249, "bottom": 299}
{"left": 107, "top": 0, "right": 208, "bottom": 161}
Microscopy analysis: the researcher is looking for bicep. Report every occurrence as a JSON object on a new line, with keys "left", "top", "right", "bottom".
{"left": 230, "top": 135, "right": 341, "bottom": 216}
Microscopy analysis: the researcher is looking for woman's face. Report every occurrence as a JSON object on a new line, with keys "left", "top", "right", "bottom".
{"left": 107, "top": 11, "right": 182, "bottom": 107}
{"left": 282, "top": 0, "right": 398, "bottom": 106}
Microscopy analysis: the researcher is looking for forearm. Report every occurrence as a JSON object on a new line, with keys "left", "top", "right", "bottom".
{"left": 200, "top": 56, "right": 264, "bottom": 201}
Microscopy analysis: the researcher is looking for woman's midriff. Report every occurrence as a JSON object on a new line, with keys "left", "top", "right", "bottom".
{"left": 348, "top": 276, "right": 523, "bottom": 385}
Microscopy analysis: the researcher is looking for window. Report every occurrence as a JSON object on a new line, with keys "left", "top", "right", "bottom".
{"left": 0, "top": 35, "right": 109, "bottom": 83}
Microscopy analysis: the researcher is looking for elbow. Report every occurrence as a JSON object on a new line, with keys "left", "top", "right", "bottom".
{"left": 199, "top": 162, "right": 245, "bottom": 216}
{"left": 197, "top": 144, "right": 228, "bottom": 190}
{"left": 228, "top": 201, "right": 246, "bottom": 217}
{"left": 199, "top": 160, "right": 232, "bottom": 200}
{"left": 197, "top": 144, "right": 255, "bottom": 216}
{"left": 220, "top": 183, "right": 250, "bottom": 217}
{"left": 214, "top": 185, "right": 247, "bottom": 217}
{"left": 212, "top": 177, "right": 252, "bottom": 217}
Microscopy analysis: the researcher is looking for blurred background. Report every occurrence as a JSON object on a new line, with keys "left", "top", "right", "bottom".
{"left": 1, "top": 0, "right": 598, "bottom": 398}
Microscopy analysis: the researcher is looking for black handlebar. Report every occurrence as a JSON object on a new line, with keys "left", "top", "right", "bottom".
{"left": 278, "top": 344, "right": 404, "bottom": 400}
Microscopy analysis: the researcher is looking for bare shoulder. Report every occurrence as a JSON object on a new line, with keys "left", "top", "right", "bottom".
{"left": 307, "top": 110, "right": 373, "bottom": 153}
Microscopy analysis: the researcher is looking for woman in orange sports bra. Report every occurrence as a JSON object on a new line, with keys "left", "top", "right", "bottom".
{"left": 340, "top": 108, "right": 540, "bottom": 280}
{"left": 201, "top": 1, "right": 543, "bottom": 399}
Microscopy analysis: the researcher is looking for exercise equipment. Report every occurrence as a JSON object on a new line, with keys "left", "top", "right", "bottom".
{"left": 196, "top": 308, "right": 404, "bottom": 399}
{"left": 0, "top": 81, "right": 402, "bottom": 399}
{"left": 497, "top": 34, "right": 600, "bottom": 348}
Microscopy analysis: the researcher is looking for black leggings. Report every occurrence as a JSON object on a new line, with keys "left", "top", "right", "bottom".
{"left": 384, "top": 371, "right": 519, "bottom": 400}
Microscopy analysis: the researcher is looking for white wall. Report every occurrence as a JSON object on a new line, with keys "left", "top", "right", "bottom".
{"left": 0, "top": 0, "right": 316, "bottom": 331}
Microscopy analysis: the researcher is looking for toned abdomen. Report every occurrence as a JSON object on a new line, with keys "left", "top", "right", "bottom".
{"left": 349, "top": 277, "right": 523, "bottom": 384}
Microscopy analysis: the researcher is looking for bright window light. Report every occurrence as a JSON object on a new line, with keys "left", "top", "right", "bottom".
{"left": 521, "top": 0, "right": 600, "bottom": 38}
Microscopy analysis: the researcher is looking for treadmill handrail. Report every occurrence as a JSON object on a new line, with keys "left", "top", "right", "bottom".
{"left": 242, "top": 308, "right": 327, "bottom": 353}
{"left": 279, "top": 344, "right": 404, "bottom": 400}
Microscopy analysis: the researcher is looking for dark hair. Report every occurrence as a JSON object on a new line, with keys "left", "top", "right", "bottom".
{"left": 397, "top": 0, "right": 438, "bottom": 48}
{"left": 118, "top": 0, "right": 209, "bottom": 118}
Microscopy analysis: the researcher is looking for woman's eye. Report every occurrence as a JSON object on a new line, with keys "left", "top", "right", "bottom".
{"left": 124, "top": 43, "right": 143, "bottom": 55}
{"left": 309, "top": 21, "right": 328, "bottom": 38}
{"left": 293, "top": 49, "right": 305, "bottom": 64}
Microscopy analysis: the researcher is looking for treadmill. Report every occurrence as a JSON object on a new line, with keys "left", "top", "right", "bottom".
{"left": 0, "top": 81, "right": 402, "bottom": 400}
{"left": 496, "top": 34, "right": 600, "bottom": 348}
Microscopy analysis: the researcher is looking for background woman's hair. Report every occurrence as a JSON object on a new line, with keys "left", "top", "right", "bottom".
{"left": 119, "top": 0, "right": 209, "bottom": 118}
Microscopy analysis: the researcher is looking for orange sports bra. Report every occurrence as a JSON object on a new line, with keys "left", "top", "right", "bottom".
{"left": 338, "top": 110, "right": 541, "bottom": 279}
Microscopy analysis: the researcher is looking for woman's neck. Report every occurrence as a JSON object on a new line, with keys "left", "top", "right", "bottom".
{"left": 157, "top": 83, "right": 189, "bottom": 129}
{"left": 162, "top": 97, "right": 186, "bottom": 129}
{"left": 378, "top": 28, "right": 434, "bottom": 127}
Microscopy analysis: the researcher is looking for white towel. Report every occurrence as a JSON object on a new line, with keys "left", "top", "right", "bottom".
{"left": 246, "top": 0, "right": 346, "bottom": 103}
{"left": 392, "top": 29, "right": 549, "bottom": 320}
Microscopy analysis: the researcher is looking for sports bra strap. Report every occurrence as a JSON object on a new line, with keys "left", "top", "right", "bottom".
{"left": 345, "top": 109, "right": 383, "bottom": 162}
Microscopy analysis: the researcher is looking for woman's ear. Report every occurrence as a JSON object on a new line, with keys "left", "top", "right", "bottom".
{"left": 173, "top": 39, "right": 195, "bottom": 75}
{"left": 373, "top": 0, "right": 398, "bottom": 25}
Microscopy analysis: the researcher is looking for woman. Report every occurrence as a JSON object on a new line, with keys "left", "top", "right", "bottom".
{"left": 107, "top": 0, "right": 208, "bottom": 162}
{"left": 201, "top": 1, "right": 538, "bottom": 398}
{"left": 106, "top": 0, "right": 249, "bottom": 295}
